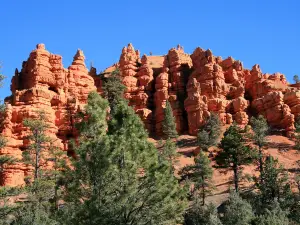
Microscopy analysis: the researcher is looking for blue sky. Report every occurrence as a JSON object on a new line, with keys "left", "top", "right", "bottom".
{"left": 0, "top": 0, "right": 299, "bottom": 100}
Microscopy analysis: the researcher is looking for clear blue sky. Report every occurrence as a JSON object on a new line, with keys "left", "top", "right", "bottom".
{"left": 1, "top": 0, "right": 300, "bottom": 100}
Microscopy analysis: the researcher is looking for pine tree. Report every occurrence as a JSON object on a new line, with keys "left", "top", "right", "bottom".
{"left": 159, "top": 138, "right": 179, "bottom": 174}
{"left": 250, "top": 115, "right": 268, "bottom": 178}
{"left": 181, "top": 151, "right": 214, "bottom": 206}
{"left": 256, "top": 156, "right": 291, "bottom": 209}
{"left": 102, "top": 68, "right": 126, "bottom": 114}
{"left": 62, "top": 92, "right": 187, "bottom": 225}
{"left": 162, "top": 100, "right": 178, "bottom": 139}
{"left": 184, "top": 200, "right": 222, "bottom": 225}
{"left": 215, "top": 124, "right": 257, "bottom": 192}
{"left": 253, "top": 201, "right": 289, "bottom": 225}
{"left": 222, "top": 192, "right": 254, "bottom": 225}
{"left": 197, "top": 113, "right": 221, "bottom": 151}
{"left": 23, "top": 110, "right": 51, "bottom": 181}
{"left": 294, "top": 117, "right": 300, "bottom": 150}
{"left": 10, "top": 110, "right": 67, "bottom": 225}
{"left": 293, "top": 75, "right": 299, "bottom": 84}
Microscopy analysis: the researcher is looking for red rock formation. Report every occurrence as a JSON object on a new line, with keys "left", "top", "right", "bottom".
{"left": 184, "top": 78, "right": 209, "bottom": 135}
{"left": 2, "top": 42, "right": 300, "bottom": 186}
{"left": 0, "top": 44, "right": 96, "bottom": 186}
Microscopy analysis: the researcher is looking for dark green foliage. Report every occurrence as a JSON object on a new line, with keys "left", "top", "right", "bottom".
{"left": 159, "top": 138, "right": 179, "bottom": 173}
{"left": 62, "top": 93, "right": 187, "bottom": 225}
{"left": 181, "top": 151, "right": 214, "bottom": 205}
{"left": 293, "top": 75, "right": 299, "bottom": 84}
{"left": 197, "top": 113, "right": 221, "bottom": 151}
{"left": 256, "top": 156, "right": 291, "bottom": 209}
{"left": 184, "top": 200, "right": 222, "bottom": 225}
{"left": 162, "top": 100, "right": 178, "bottom": 139}
{"left": 23, "top": 110, "right": 51, "bottom": 180}
{"left": 294, "top": 117, "right": 300, "bottom": 150}
{"left": 250, "top": 115, "right": 269, "bottom": 179}
{"left": 253, "top": 201, "right": 289, "bottom": 225}
{"left": 222, "top": 192, "right": 254, "bottom": 225}
{"left": 215, "top": 124, "right": 257, "bottom": 192}
{"left": 102, "top": 68, "right": 126, "bottom": 114}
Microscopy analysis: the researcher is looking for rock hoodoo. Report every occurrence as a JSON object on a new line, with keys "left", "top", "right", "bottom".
{"left": 0, "top": 43, "right": 299, "bottom": 186}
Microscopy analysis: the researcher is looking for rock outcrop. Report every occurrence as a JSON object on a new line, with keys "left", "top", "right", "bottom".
{"left": 1, "top": 42, "right": 299, "bottom": 186}
{"left": 0, "top": 44, "right": 96, "bottom": 186}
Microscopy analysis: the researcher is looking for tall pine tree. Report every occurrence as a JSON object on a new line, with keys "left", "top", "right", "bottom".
{"left": 102, "top": 68, "right": 126, "bottom": 114}
{"left": 197, "top": 113, "right": 221, "bottom": 152}
{"left": 250, "top": 115, "right": 268, "bottom": 178}
{"left": 215, "top": 124, "right": 257, "bottom": 192}
{"left": 162, "top": 100, "right": 178, "bottom": 139}
{"left": 62, "top": 92, "right": 187, "bottom": 225}
{"left": 181, "top": 151, "right": 214, "bottom": 206}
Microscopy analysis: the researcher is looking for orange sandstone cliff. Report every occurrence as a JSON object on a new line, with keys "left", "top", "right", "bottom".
{"left": 1, "top": 43, "right": 300, "bottom": 186}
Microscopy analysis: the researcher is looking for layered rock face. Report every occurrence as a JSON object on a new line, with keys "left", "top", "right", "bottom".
{"left": 0, "top": 44, "right": 95, "bottom": 186}
{"left": 1, "top": 43, "right": 299, "bottom": 186}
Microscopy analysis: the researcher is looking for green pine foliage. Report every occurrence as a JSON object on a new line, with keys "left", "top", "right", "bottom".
{"left": 181, "top": 151, "right": 214, "bottom": 206}
{"left": 61, "top": 92, "right": 187, "bottom": 225}
{"left": 222, "top": 192, "right": 254, "bottom": 225}
{"left": 23, "top": 110, "right": 51, "bottom": 180}
{"left": 162, "top": 100, "right": 178, "bottom": 139}
{"left": 184, "top": 200, "right": 222, "bottom": 225}
{"left": 256, "top": 156, "right": 292, "bottom": 209}
{"left": 159, "top": 138, "right": 179, "bottom": 173}
{"left": 215, "top": 123, "right": 257, "bottom": 192}
{"left": 294, "top": 117, "right": 300, "bottom": 150}
{"left": 102, "top": 68, "right": 126, "bottom": 114}
{"left": 250, "top": 115, "right": 269, "bottom": 181}
{"left": 253, "top": 201, "right": 289, "bottom": 225}
{"left": 197, "top": 113, "right": 221, "bottom": 151}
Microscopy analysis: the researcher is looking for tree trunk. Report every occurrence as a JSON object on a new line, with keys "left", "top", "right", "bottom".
{"left": 259, "top": 146, "right": 263, "bottom": 175}
{"left": 233, "top": 165, "right": 239, "bottom": 192}
{"left": 201, "top": 178, "right": 205, "bottom": 206}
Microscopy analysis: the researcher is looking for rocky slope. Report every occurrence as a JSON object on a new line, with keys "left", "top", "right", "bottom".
{"left": 1, "top": 43, "right": 300, "bottom": 186}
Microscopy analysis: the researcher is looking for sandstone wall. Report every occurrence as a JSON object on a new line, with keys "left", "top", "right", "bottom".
{"left": 1, "top": 43, "right": 299, "bottom": 186}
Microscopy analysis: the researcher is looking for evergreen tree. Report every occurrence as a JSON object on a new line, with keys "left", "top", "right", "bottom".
{"left": 197, "top": 113, "right": 221, "bottom": 152}
{"left": 162, "top": 100, "right": 178, "bottom": 139}
{"left": 256, "top": 156, "right": 291, "bottom": 209}
{"left": 159, "top": 138, "right": 179, "bottom": 173}
{"left": 253, "top": 201, "right": 289, "bottom": 225}
{"left": 293, "top": 75, "right": 299, "bottom": 84}
{"left": 250, "top": 115, "right": 268, "bottom": 178}
{"left": 215, "top": 124, "right": 257, "bottom": 192}
{"left": 294, "top": 117, "right": 300, "bottom": 150}
{"left": 222, "top": 192, "right": 254, "bottom": 225}
{"left": 23, "top": 110, "right": 50, "bottom": 180}
{"left": 11, "top": 111, "right": 66, "bottom": 225}
{"left": 184, "top": 200, "right": 222, "bottom": 225}
{"left": 181, "top": 151, "right": 214, "bottom": 205}
{"left": 62, "top": 92, "right": 187, "bottom": 225}
{"left": 102, "top": 68, "right": 126, "bottom": 114}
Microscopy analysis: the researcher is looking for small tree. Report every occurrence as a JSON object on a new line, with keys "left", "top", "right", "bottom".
{"left": 181, "top": 151, "right": 214, "bottom": 206}
{"left": 294, "top": 117, "right": 300, "bottom": 150}
{"left": 162, "top": 100, "right": 178, "bottom": 139}
{"left": 197, "top": 113, "right": 221, "bottom": 151}
{"left": 184, "top": 200, "right": 222, "bottom": 225}
{"left": 293, "top": 75, "right": 299, "bottom": 84}
{"left": 215, "top": 124, "right": 257, "bottom": 192}
{"left": 222, "top": 192, "right": 254, "bottom": 225}
{"left": 102, "top": 68, "right": 126, "bottom": 114}
{"left": 250, "top": 115, "right": 269, "bottom": 178}
{"left": 253, "top": 201, "right": 289, "bottom": 225}
{"left": 23, "top": 110, "right": 50, "bottom": 181}
{"left": 159, "top": 138, "right": 179, "bottom": 174}
{"left": 256, "top": 156, "right": 291, "bottom": 208}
